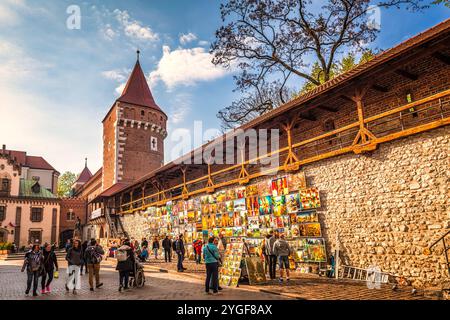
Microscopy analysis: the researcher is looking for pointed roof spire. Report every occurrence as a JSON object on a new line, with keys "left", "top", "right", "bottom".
{"left": 116, "top": 52, "right": 165, "bottom": 114}
{"left": 85, "top": 157, "right": 88, "bottom": 168}
{"left": 75, "top": 159, "right": 93, "bottom": 184}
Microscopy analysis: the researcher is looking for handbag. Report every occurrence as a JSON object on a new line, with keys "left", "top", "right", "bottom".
{"left": 206, "top": 246, "right": 222, "bottom": 267}
{"left": 54, "top": 270, "right": 59, "bottom": 279}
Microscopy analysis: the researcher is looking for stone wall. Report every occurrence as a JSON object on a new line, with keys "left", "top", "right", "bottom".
{"left": 120, "top": 126, "right": 449, "bottom": 287}
{"left": 305, "top": 126, "right": 449, "bottom": 288}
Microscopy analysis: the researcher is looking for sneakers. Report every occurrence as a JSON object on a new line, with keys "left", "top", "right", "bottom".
{"left": 46, "top": 286, "right": 51, "bottom": 293}
{"left": 41, "top": 288, "right": 46, "bottom": 294}
{"left": 72, "top": 289, "right": 77, "bottom": 295}
{"left": 65, "top": 284, "right": 69, "bottom": 292}
{"left": 278, "top": 278, "right": 283, "bottom": 283}
{"left": 118, "top": 285, "right": 123, "bottom": 292}
{"left": 96, "top": 283, "right": 103, "bottom": 289}
{"left": 90, "top": 288, "right": 94, "bottom": 291}
{"left": 32, "top": 292, "right": 38, "bottom": 297}
{"left": 25, "top": 289, "right": 30, "bottom": 295}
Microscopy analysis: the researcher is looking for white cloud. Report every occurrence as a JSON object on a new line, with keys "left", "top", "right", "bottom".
{"left": 149, "top": 46, "right": 229, "bottom": 89}
{"left": 179, "top": 32, "right": 197, "bottom": 45}
{"left": 115, "top": 83, "right": 126, "bottom": 96}
{"left": 114, "top": 9, "right": 158, "bottom": 42}
{"left": 101, "top": 24, "right": 117, "bottom": 41}
{"left": 169, "top": 93, "right": 192, "bottom": 125}
{"left": 101, "top": 69, "right": 129, "bottom": 82}
{"left": 198, "top": 40, "right": 209, "bottom": 46}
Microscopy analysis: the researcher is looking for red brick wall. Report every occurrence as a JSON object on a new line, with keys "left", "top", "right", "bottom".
{"left": 59, "top": 197, "right": 86, "bottom": 234}
{"left": 103, "top": 105, "right": 118, "bottom": 190}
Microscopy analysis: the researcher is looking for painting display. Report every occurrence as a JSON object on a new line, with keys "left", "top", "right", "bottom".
{"left": 219, "top": 242, "right": 244, "bottom": 288}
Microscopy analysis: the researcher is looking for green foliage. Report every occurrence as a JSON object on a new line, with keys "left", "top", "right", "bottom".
{"left": 432, "top": 0, "right": 450, "bottom": 8}
{"left": 57, "top": 171, "right": 77, "bottom": 197}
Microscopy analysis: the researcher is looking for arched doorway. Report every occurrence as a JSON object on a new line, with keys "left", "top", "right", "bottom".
{"left": 0, "top": 228, "right": 8, "bottom": 243}
{"left": 60, "top": 229, "right": 73, "bottom": 248}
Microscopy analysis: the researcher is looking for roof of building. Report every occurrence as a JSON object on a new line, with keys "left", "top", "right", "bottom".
{"left": 19, "top": 179, "right": 57, "bottom": 199}
{"left": 97, "top": 182, "right": 130, "bottom": 198}
{"left": 75, "top": 166, "right": 93, "bottom": 184}
{"left": 109, "top": 17, "right": 450, "bottom": 196}
{"left": 5, "top": 149, "right": 58, "bottom": 173}
{"left": 117, "top": 60, "right": 164, "bottom": 113}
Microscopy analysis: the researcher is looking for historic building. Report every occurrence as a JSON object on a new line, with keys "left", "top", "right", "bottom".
{"left": 0, "top": 145, "right": 60, "bottom": 247}
{"left": 72, "top": 54, "right": 168, "bottom": 240}
{"left": 83, "top": 19, "right": 450, "bottom": 289}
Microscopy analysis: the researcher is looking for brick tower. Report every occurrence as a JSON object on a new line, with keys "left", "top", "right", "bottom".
{"left": 102, "top": 52, "right": 167, "bottom": 190}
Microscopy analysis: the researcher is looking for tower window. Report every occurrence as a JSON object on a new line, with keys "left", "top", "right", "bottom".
{"left": 150, "top": 137, "right": 158, "bottom": 151}
{"left": 141, "top": 110, "right": 145, "bottom": 117}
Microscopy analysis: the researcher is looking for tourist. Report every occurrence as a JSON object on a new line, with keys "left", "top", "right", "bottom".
{"left": 21, "top": 244, "right": 44, "bottom": 297}
{"left": 141, "top": 237, "right": 148, "bottom": 249}
{"left": 266, "top": 231, "right": 278, "bottom": 280}
{"left": 80, "top": 240, "right": 88, "bottom": 276}
{"left": 162, "top": 235, "right": 172, "bottom": 263}
{"left": 84, "top": 238, "right": 105, "bottom": 291}
{"left": 152, "top": 236, "right": 160, "bottom": 259}
{"left": 64, "top": 239, "right": 72, "bottom": 252}
{"left": 193, "top": 238, "right": 203, "bottom": 264}
{"left": 175, "top": 235, "right": 186, "bottom": 272}
{"left": 134, "top": 239, "right": 140, "bottom": 252}
{"left": 116, "top": 240, "right": 134, "bottom": 292}
{"left": 203, "top": 237, "right": 220, "bottom": 295}
{"left": 41, "top": 243, "right": 58, "bottom": 294}
{"left": 65, "top": 239, "right": 83, "bottom": 294}
{"left": 171, "top": 236, "right": 176, "bottom": 260}
{"left": 273, "top": 233, "right": 292, "bottom": 283}
{"left": 139, "top": 245, "right": 149, "bottom": 262}
{"left": 261, "top": 235, "right": 270, "bottom": 275}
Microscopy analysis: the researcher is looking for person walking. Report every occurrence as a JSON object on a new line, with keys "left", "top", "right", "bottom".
{"left": 175, "top": 235, "right": 186, "bottom": 272}
{"left": 266, "top": 231, "right": 278, "bottom": 280}
{"left": 21, "top": 244, "right": 44, "bottom": 296}
{"left": 65, "top": 239, "right": 83, "bottom": 294}
{"left": 41, "top": 243, "right": 58, "bottom": 294}
{"left": 152, "top": 237, "right": 160, "bottom": 259}
{"left": 80, "top": 240, "right": 88, "bottom": 276}
{"left": 273, "top": 233, "right": 292, "bottom": 283}
{"left": 115, "top": 240, "right": 134, "bottom": 292}
{"left": 203, "top": 237, "right": 221, "bottom": 295}
{"left": 141, "top": 238, "right": 148, "bottom": 249}
{"left": 84, "top": 238, "right": 105, "bottom": 291}
{"left": 193, "top": 238, "right": 203, "bottom": 264}
{"left": 162, "top": 235, "right": 172, "bottom": 263}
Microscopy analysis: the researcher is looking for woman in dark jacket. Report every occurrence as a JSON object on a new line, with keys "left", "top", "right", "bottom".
{"left": 116, "top": 240, "right": 135, "bottom": 292}
{"left": 41, "top": 243, "right": 58, "bottom": 294}
{"left": 21, "top": 244, "right": 44, "bottom": 297}
{"left": 65, "top": 239, "right": 83, "bottom": 294}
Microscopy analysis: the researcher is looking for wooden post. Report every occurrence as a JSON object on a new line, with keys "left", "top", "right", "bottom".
{"left": 180, "top": 166, "right": 189, "bottom": 199}
{"left": 283, "top": 119, "right": 300, "bottom": 171}
{"left": 237, "top": 144, "right": 250, "bottom": 185}
{"left": 350, "top": 87, "right": 377, "bottom": 153}
{"left": 205, "top": 163, "right": 215, "bottom": 193}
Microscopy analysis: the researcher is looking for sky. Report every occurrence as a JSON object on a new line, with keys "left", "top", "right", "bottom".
{"left": 0, "top": 0, "right": 448, "bottom": 176}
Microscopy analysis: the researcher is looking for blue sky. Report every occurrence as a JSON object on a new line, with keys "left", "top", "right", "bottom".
{"left": 0, "top": 0, "right": 448, "bottom": 175}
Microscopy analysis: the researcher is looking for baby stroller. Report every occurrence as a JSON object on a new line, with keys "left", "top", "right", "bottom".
{"left": 129, "top": 255, "right": 145, "bottom": 288}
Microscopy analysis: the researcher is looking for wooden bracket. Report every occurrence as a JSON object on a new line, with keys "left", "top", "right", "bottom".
{"left": 180, "top": 166, "right": 189, "bottom": 200}
{"left": 282, "top": 119, "right": 300, "bottom": 171}
{"left": 205, "top": 163, "right": 215, "bottom": 193}
{"left": 237, "top": 146, "right": 250, "bottom": 185}
{"left": 350, "top": 87, "right": 378, "bottom": 153}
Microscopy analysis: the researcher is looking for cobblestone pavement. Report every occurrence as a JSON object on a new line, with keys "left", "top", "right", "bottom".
{"left": 0, "top": 259, "right": 288, "bottom": 300}
{"left": 1, "top": 257, "right": 429, "bottom": 300}
{"left": 138, "top": 256, "right": 428, "bottom": 300}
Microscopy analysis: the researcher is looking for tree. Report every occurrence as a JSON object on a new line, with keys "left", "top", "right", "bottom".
{"left": 212, "top": 0, "right": 427, "bottom": 128}
{"left": 432, "top": 0, "right": 450, "bottom": 8}
{"left": 57, "top": 171, "right": 77, "bottom": 197}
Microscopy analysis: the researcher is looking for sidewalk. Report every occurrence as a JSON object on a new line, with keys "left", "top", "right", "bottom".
{"left": 115, "top": 256, "right": 429, "bottom": 300}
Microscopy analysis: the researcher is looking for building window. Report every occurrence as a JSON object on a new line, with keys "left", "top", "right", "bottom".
{"left": 141, "top": 110, "right": 145, "bottom": 117}
{"left": 1, "top": 178, "right": 10, "bottom": 195}
{"left": 0, "top": 206, "right": 5, "bottom": 221}
{"left": 67, "top": 211, "right": 76, "bottom": 221}
{"left": 323, "top": 119, "right": 336, "bottom": 132}
{"left": 29, "top": 230, "right": 42, "bottom": 244}
{"left": 31, "top": 207, "right": 43, "bottom": 222}
{"left": 150, "top": 136, "right": 158, "bottom": 151}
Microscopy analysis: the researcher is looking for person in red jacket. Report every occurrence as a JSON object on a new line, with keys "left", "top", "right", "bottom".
{"left": 193, "top": 239, "right": 203, "bottom": 264}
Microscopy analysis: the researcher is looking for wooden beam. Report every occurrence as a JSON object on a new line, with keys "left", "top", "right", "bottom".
{"left": 395, "top": 69, "right": 418, "bottom": 81}
{"left": 432, "top": 52, "right": 450, "bottom": 65}
{"left": 371, "top": 84, "right": 389, "bottom": 93}
{"left": 317, "top": 105, "right": 338, "bottom": 113}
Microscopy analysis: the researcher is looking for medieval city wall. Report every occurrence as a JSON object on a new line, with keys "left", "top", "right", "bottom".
{"left": 120, "top": 126, "right": 449, "bottom": 288}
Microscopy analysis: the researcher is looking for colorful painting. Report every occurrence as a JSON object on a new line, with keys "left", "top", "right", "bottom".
{"left": 273, "top": 195, "right": 287, "bottom": 216}
{"left": 298, "top": 223, "right": 321, "bottom": 237}
{"left": 299, "top": 188, "right": 321, "bottom": 209}
{"left": 226, "top": 189, "right": 236, "bottom": 201}
{"left": 296, "top": 211, "right": 319, "bottom": 223}
{"left": 259, "top": 215, "right": 272, "bottom": 228}
{"left": 258, "top": 196, "right": 273, "bottom": 215}
{"left": 226, "top": 200, "right": 234, "bottom": 213}
{"left": 288, "top": 171, "right": 307, "bottom": 191}
{"left": 271, "top": 177, "right": 289, "bottom": 197}
{"left": 234, "top": 198, "right": 246, "bottom": 212}
{"left": 257, "top": 180, "right": 271, "bottom": 196}
{"left": 215, "top": 190, "right": 227, "bottom": 203}
{"left": 245, "top": 185, "right": 259, "bottom": 197}
{"left": 236, "top": 187, "right": 246, "bottom": 199}
{"left": 286, "top": 193, "right": 301, "bottom": 213}
{"left": 245, "top": 196, "right": 259, "bottom": 216}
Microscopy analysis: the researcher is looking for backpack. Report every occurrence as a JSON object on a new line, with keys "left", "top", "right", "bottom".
{"left": 87, "top": 246, "right": 102, "bottom": 264}
{"left": 116, "top": 249, "right": 128, "bottom": 262}
{"left": 29, "top": 253, "right": 41, "bottom": 272}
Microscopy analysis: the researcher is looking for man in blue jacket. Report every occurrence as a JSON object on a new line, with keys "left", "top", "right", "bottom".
{"left": 203, "top": 237, "right": 221, "bottom": 295}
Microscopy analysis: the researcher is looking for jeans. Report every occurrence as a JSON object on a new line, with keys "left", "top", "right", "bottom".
{"left": 26, "top": 271, "right": 40, "bottom": 294}
{"left": 153, "top": 248, "right": 158, "bottom": 259}
{"left": 41, "top": 269, "right": 54, "bottom": 289}
{"left": 164, "top": 249, "right": 171, "bottom": 262}
{"left": 196, "top": 253, "right": 201, "bottom": 264}
{"left": 268, "top": 255, "right": 277, "bottom": 279}
{"left": 205, "top": 262, "right": 219, "bottom": 293}
{"left": 119, "top": 271, "right": 129, "bottom": 288}
{"left": 87, "top": 264, "right": 101, "bottom": 288}
{"left": 177, "top": 252, "right": 184, "bottom": 271}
